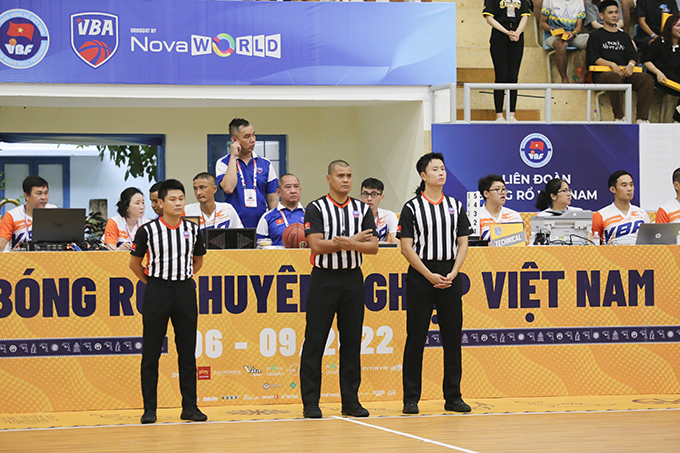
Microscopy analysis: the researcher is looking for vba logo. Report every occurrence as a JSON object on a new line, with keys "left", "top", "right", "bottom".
{"left": 71, "top": 13, "right": 119, "bottom": 68}
{"left": 0, "top": 9, "right": 50, "bottom": 69}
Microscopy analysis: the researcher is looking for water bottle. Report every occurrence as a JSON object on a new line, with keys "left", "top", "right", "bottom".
{"left": 593, "top": 231, "right": 600, "bottom": 245}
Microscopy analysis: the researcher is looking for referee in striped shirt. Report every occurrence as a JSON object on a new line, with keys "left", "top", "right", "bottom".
{"left": 397, "top": 153, "right": 473, "bottom": 415}
{"left": 300, "top": 160, "right": 378, "bottom": 419}
{"left": 130, "top": 179, "right": 208, "bottom": 424}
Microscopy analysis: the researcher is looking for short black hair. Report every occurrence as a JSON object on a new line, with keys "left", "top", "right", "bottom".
{"left": 116, "top": 187, "right": 143, "bottom": 218}
{"left": 193, "top": 172, "right": 216, "bottom": 185}
{"left": 278, "top": 173, "right": 300, "bottom": 189}
{"left": 22, "top": 175, "right": 49, "bottom": 195}
{"left": 478, "top": 174, "right": 505, "bottom": 200}
{"left": 415, "top": 152, "right": 445, "bottom": 195}
{"left": 608, "top": 170, "right": 632, "bottom": 188}
{"left": 361, "top": 177, "right": 384, "bottom": 193}
{"left": 673, "top": 167, "right": 680, "bottom": 184}
{"left": 229, "top": 118, "right": 250, "bottom": 137}
{"left": 599, "top": 0, "right": 618, "bottom": 13}
{"left": 149, "top": 182, "right": 162, "bottom": 194}
{"left": 158, "top": 179, "right": 185, "bottom": 201}
{"left": 328, "top": 159, "right": 350, "bottom": 175}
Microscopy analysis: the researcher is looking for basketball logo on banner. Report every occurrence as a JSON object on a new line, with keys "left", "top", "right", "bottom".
{"left": 0, "top": 9, "right": 50, "bottom": 69}
{"left": 71, "top": 12, "right": 119, "bottom": 68}
{"left": 519, "top": 133, "right": 553, "bottom": 168}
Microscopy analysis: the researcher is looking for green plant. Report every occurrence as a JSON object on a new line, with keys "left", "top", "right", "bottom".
{"left": 85, "top": 210, "right": 107, "bottom": 240}
{"left": 97, "top": 145, "right": 157, "bottom": 182}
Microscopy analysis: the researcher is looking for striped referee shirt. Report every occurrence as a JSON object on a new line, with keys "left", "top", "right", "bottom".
{"left": 397, "top": 193, "right": 472, "bottom": 261}
{"left": 131, "top": 217, "right": 207, "bottom": 281}
{"left": 304, "top": 195, "right": 377, "bottom": 270}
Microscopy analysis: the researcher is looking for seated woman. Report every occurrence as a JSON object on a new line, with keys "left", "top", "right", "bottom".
{"left": 535, "top": 178, "right": 582, "bottom": 216}
{"left": 104, "top": 187, "right": 151, "bottom": 251}
{"left": 642, "top": 14, "right": 680, "bottom": 123}
{"left": 634, "top": 0, "right": 678, "bottom": 54}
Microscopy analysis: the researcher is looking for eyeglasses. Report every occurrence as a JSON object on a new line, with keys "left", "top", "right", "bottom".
{"left": 558, "top": 189, "right": 572, "bottom": 194}
{"left": 361, "top": 191, "right": 382, "bottom": 198}
{"left": 488, "top": 187, "right": 508, "bottom": 194}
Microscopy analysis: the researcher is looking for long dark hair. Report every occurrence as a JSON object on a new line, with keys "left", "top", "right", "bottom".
{"left": 415, "top": 152, "right": 445, "bottom": 195}
{"left": 535, "top": 178, "right": 566, "bottom": 211}
{"left": 116, "top": 187, "right": 143, "bottom": 218}
{"left": 661, "top": 14, "right": 680, "bottom": 49}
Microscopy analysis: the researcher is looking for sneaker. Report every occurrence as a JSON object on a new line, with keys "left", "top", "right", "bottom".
{"left": 507, "top": 116, "right": 518, "bottom": 122}
{"left": 402, "top": 402, "right": 419, "bottom": 414}
{"left": 495, "top": 117, "right": 506, "bottom": 122}
{"left": 615, "top": 118, "right": 627, "bottom": 122}
{"left": 636, "top": 119, "right": 650, "bottom": 124}
{"left": 341, "top": 403, "right": 370, "bottom": 417}
{"left": 180, "top": 407, "right": 208, "bottom": 422}
{"left": 444, "top": 398, "right": 472, "bottom": 413}
{"left": 140, "top": 410, "right": 157, "bottom": 424}
{"left": 303, "top": 405, "right": 322, "bottom": 418}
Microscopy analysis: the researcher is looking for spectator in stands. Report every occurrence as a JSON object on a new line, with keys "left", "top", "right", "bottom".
{"left": 477, "top": 174, "right": 523, "bottom": 241}
{"left": 586, "top": 0, "right": 655, "bottom": 122}
{"left": 634, "top": 0, "right": 678, "bottom": 53}
{"left": 185, "top": 172, "right": 243, "bottom": 231}
{"left": 655, "top": 167, "right": 680, "bottom": 222}
{"left": 483, "top": 0, "right": 532, "bottom": 121}
{"left": 216, "top": 118, "right": 278, "bottom": 228}
{"left": 642, "top": 14, "right": 680, "bottom": 123}
{"left": 540, "top": 0, "right": 589, "bottom": 83}
{"left": 256, "top": 173, "right": 305, "bottom": 246}
{"left": 360, "top": 177, "right": 399, "bottom": 244}
{"left": 592, "top": 170, "right": 649, "bottom": 244}
{"left": 585, "top": 0, "right": 624, "bottom": 30}
{"left": 105, "top": 187, "right": 151, "bottom": 251}
{"left": 0, "top": 176, "right": 56, "bottom": 251}
{"left": 149, "top": 182, "right": 163, "bottom": 217}
{"left": 535, "top": 178, "right": 583, "bottom": 216}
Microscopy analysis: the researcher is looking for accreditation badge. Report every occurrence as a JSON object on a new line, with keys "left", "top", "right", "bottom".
{"left": 244, "top": 188, "right": 258, "bottom": 208}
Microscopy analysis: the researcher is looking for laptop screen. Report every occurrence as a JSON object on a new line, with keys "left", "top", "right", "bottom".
{"left": 31, "top": 208, "right": 86, "bottom": 243}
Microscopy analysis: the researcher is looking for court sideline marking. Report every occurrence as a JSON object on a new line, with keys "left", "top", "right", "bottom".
{"left": 333, "top": 416, "right": 480, "bottom": 453}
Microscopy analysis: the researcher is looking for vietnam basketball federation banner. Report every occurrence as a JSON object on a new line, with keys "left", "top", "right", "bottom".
{"left": 0, "top": 0, "right": 456, "bottom": 86}
{"left": 433, "top": 124, "right": 640, "bottom": 212}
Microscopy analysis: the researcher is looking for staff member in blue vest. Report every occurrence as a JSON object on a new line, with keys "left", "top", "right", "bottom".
{"left": 300, "top": 160, "right": 378, "bottom": 419}
{"left": 397, "top": 152, "right": 473, "bottom": 415}
{"left": 216, "top": 118, "right": 278, "bottom": 228}
{"left": 256, "top": 173, "right": 305, "bottom": 246}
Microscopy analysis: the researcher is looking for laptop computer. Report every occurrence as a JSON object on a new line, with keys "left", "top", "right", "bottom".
{"left": 635, "top": 223, "right": 680, "bottom": 245}
{"left": 31, "top": 208, "right": 86, "bottom": 243}
{"left": 203, "top": 228, "right": 256, "bottom": 250}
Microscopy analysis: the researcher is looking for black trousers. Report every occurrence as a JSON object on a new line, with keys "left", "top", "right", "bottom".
{"left": 490, "top": 29, "right": 525, "bottom": 114}
{"left": 403, "top": 261, "right": 463, "bottom": 404}
{"left": 141, "top": 277, "right": 198, "bottom": 411}
{"left": 300, "top": 267, "right": 365, "bottom": 407}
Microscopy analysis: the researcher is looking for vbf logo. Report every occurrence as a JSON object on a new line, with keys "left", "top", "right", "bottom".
{"left": 71, "top": 12, "right": 118, "bottom": 68}
{"left": 0, "top": 9, "right": 50, "bottom": 69}
{"left": 519, "top": 133, "right": 553, "bottom": 169}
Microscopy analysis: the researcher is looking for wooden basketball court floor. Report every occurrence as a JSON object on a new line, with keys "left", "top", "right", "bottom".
{"left": 1, "top": 394, "right": 679, "bottom": 452}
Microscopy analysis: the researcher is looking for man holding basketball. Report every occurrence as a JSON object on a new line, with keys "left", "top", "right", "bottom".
{"left": 300, "top": 160, "right": 378, "bottom": 419}
{"left": 256, "top": 173, "right": 305, "bottom": 247}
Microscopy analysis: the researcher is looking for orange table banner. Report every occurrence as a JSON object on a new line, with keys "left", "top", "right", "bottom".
{"left": 1, "top": 246, "right": 679, "bottom": 414}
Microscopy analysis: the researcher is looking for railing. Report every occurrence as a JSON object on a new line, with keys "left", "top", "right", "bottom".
{"left": 429, "top": 83, "right": 633, "bottom": 124}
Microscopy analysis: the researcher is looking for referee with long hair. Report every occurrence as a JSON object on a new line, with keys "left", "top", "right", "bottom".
{"left": 397, "top": 153, "right": 473, "bottom": 415}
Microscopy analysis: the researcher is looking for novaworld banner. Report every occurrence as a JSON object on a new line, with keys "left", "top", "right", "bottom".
{"left": 0, "top": 1, "right": 457, "bottom": 85}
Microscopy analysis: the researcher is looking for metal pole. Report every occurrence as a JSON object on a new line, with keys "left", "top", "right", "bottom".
{"left": 430, "top": 88, "right": 436, "bottom": 125}
{"left": 545, "top": 87, "right": 552, "bottom": 123}
{"left": 586, "top": 89, "right": 592, "bottom": 123}
{"left": 451, "top": 82, "right": 457, "bottom": 123}
{"left": 506, "top": 88, "right": 510, "bottom": 120}
{"left": 625, "top": 85, "right": 632, "bottom": 123}
{"left": 464, "top": 84, "right": 471, "bottom": 123}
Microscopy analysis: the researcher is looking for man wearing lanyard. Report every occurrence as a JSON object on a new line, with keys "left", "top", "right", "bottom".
{"left": 0, "top": 176, "right": 56, "bottom": 252}
{"left": 185, "top": 172, "right": 243, "bottom": 230}
{"left": 216, "top": 118, "right": 278, "bottom": 228}
{"left": 256, "top": 173, "right": 305, "bottom": 246}
{"left": 300, "top": 160, "right": 378, "bottom": 419}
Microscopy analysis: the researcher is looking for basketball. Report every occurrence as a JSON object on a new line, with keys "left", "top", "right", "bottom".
{"left": 281, "top": 223, "right": 307, "bottom": 248}
{"left": 78, "top": 40, "right": 112, "bottom": 67}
